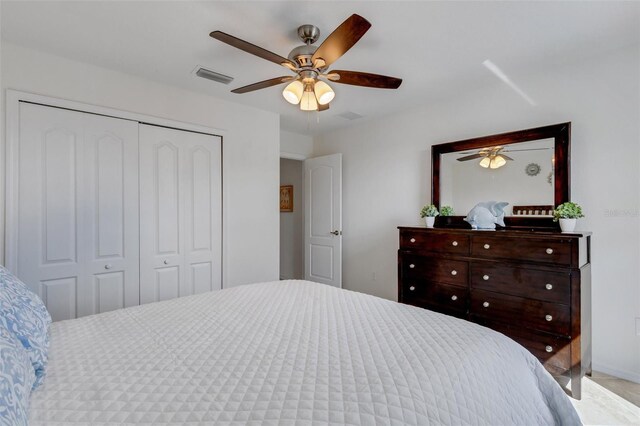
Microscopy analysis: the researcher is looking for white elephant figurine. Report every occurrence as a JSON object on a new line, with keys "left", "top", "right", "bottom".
{"left": 464, "top": 201, "right": 509, "bottom": 230}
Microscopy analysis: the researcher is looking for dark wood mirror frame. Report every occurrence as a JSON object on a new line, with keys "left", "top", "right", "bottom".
{"left": 431, "top": 122, "right": 570, "bottom": 230}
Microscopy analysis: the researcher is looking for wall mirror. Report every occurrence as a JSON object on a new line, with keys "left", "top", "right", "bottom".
{"left": 432, "top": 123, "right": 570, "bottom": 228}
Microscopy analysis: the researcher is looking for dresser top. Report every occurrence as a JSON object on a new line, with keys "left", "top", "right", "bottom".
{"left": 398, "top": 226, "right": 592, "bottom": 239}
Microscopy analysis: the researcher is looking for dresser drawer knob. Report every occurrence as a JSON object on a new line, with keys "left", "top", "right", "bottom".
{"left": 410, "top": 238, "right": 416, "bottom": 243}
{"left": 105, "top": 264, "right": 112, "bottom": 270}
{"left": 482, "top": 274, "right": 489, "bottom": 281}
{"left": 546, "top": 248, "right": 554, "bottom": 255}
{"left": 409, "top": 264, "right": 415, "bottom": 269}
{"left": 451, "top": 270, "right": 457, "bottom": 276}
{"left": 482, "top": 301, "right": 490, "bottom": 308}
{"left": 545, "top": 345, "right": 553, "bottom": 353}
{"left": 451, "top": 295, "right": 458, "bottom": 301}
{"left": 483, "top": 244, "right": 490, "bottom": 249}
{"left": 545, "top": 314, "right": 553, "bottom": 322}
{"left": 545, "top": 283, "right": 553, "bottom": 290}
{"left": 452, "top": 241, "right": 458, "bottom": 247}
{"left": 409, "top": 286, "right": 415, "bottom": 291}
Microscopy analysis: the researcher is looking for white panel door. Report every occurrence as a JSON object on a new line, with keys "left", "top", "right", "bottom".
{"left": 139, "top": 124, "right": 222, "bottom": 304}
{"left": 304, "top": 154, "right": 342, "bottom": 287}
{"left": 17, "top": 103, "right": 139, "bottom": 321}
{"left": 81, "top": 114, "right": 139, "bottom": 316}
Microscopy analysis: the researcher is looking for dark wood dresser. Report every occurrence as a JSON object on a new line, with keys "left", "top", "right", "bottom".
{"left": 397, "top": 226, "right": 591, "bottom": 399}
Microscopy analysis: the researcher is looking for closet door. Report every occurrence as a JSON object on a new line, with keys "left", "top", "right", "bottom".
{"left": 17, "top": 103, "right": 139, "bottom": 321}
{"left": 139, "top": 125, "right": 222, "bottom": 304}
{"left": 80, "top": 114, "right": 140, "bottom": 316}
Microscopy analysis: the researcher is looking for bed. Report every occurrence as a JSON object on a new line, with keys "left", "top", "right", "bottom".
{"left": 27, "top": 280, "right": 580, "bottom": 425}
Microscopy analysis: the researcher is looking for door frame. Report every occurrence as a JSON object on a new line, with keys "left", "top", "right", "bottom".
{"left": 4, "top": 90, "right": 226, "bottom": 285}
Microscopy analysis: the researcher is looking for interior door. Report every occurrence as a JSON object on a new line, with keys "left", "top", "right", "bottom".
{"left": 81, "top": 114, "right": 140, "bottom": 316}
{"left": 139, "top": 124, "right": 222, "bottom": 304}
{"left": 16, "top": 102, "right": 139, "bottom": 321}
{"left": 304, "top": 154, "right": 342, "bottom": 287}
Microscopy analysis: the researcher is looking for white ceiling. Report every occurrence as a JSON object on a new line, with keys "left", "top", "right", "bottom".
{"left": 2, "top": 1, "right": 639, "bottom": 135}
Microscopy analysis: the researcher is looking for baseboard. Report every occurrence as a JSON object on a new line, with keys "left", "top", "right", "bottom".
{"left": 592, "top": 362, "right": 640, "bottom": 384}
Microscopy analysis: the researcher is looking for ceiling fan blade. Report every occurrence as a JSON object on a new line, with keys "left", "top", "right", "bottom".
{"left": 457, "top": 153, "right": 484, "bottom": 162}
{"left": 210, "top": 31, "right": 298, "bottom": 70}
{"left": 318, "top": 103, "right": 330, "bottom": 112}
{"left": 231, "top": 76, "right": 292, "bottom": 94}
{"left": 311, "top": 14, "right": 371, "bottom": 68}
{"left": 501, "top": 154, "right": 514, "bottom": 161}
{"left": 323, "top": 73, "right": 341, "bottom": 81}
{"left": 502, "top": 147, "right": 551, "bottom": 153}
{"left": 330, "top": 70, "right": 402, "bottom": 89}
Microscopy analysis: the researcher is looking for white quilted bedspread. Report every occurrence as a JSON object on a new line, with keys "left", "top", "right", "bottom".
{"left": 29, "top": 280, "right": 580, "bottom": 425}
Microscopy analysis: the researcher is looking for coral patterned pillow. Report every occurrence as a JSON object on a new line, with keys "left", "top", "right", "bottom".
{"left": 0, "top": 321, "right": 36, "bottom": 425}
{"left": 0, "top": 265, "right": 51, "bottom": 389}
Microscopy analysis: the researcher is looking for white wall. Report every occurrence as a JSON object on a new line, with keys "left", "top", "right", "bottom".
{"left": 281, "top": 130, "right": 314, "bottom": 160}
{"left": 280, "top": 158, "right": 304, "bottom": 279}
{"left": 314, "top": 45, "right": 640, "bottom": 382}
{"left": 1, "top": 42, "right": 280, "bottom": 287}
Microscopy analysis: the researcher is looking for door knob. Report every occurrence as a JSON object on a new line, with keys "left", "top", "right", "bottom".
{"left": 330, "top": 230, "right": 342, "bottom": 235}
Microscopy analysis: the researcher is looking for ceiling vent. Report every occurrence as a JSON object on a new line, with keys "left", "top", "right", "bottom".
{"left": 337, "top": 111, "right": 363, "bottom": 120}
{"left": 194, "top": 66, "right": 234, "bottom": 85}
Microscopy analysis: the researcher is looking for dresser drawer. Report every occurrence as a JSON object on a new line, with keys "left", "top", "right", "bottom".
{"left": 401, "top": 255, "right": 468, "bottom": 287}
{"left": 470, "top": 289, "right": 570, "bottom": 336}
{"left": 402, "top": 282, "right": 468, "bottom": 316}
{"left": 477, "top": 319, "right": 571, "bottom": 371}
{"left": 470, "top": 236, "right": 572, "bottom": 265}
{"left": 470, "top": 263, "right": 570, "bottom": 305}
{"left": 399, "top": 230, "right": 469, "bottom": 255}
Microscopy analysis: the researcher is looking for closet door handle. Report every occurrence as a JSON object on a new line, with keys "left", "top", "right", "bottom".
{"left": 104, "top": 264, "right": 112, "bottom": 270}
{"left": 163, "top": 260, "right": 169, "bottom": 265}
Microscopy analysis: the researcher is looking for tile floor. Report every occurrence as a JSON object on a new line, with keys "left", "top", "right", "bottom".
{"left": 571, "top": 372, "right": 640, "bottom": 425}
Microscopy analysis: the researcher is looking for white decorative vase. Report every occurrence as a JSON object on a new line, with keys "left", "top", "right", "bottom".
{"left": 559, "top": 218, "right": 576, "bottom": 233}
{"left": 425, "top": 216, "right": 436, "bottom": 228}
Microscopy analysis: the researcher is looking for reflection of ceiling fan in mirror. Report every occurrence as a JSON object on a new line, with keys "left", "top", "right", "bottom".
{"left": 457, "top": 146, "right": 550, "bottom": 169}
{"left": 209, "top": 14, "right": 402, "bottom": 112}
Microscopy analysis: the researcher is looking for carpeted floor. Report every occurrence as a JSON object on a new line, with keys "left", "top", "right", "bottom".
{"left": 571, "top": 372, "right": 640, "bottom": 425}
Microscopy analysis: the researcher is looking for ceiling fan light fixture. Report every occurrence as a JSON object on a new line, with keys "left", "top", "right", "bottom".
{"left": 282, "top": 80, "right": 304, "bottom": 104}
{"left": 479, "top": 157, "right": 491, "bottom": 168}
{"left": 314, "top": 80, "right": 335, "bottom": 105}
{"left": 300, "top": 90, "right": 318, "bottom": 111}
{"left": 490, "top": 155, "right": 507, "bottom": 169}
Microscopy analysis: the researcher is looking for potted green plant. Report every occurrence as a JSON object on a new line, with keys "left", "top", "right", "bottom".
{"left": 440, "top": 205, "right": 454, "bottom": 217}
{"left": 420, "top": 204, "right": 439, "bottom": 228}
{"left": 553, "top": 202, "right": 584, "bottom": 232}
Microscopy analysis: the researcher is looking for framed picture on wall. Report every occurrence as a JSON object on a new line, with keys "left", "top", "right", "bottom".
{"left": 280, "top": 185, "right": 293, "bottom": 212}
